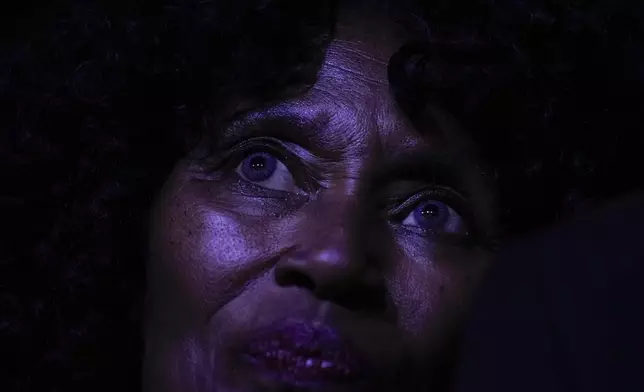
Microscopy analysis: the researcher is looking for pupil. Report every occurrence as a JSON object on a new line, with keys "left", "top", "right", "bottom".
{"left": 421, "top": 203, "right": 440, "bottom": 218}
{"left": 250, "top": 156, "right": 266, "bottom": 170}
{"left": 241, "top": 152, "right": 277, "bottom": 183}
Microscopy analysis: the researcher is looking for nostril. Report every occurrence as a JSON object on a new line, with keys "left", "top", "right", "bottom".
{"left": 274, "top": 268, "right": 316, "bottom": 292}
{"left": 274, "top": 265, "right": 389, "bottom": 315}
{"left": 336, "top": 285, "right": 389, "bottom": 314}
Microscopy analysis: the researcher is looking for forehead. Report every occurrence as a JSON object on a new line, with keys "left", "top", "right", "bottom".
{"left": 215, "top": 9, "right": 475, "bottom": 174}
{"left": 302, "top": 38, "right": 423, "bottom": 160}
{"left": 291, "top": 10, "right": 456, "bottom": 159}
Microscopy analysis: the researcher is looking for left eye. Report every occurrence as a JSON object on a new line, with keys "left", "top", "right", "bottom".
{"left": 401, "top": 199, "right": 466, "bottom": 234}
{"left": 235, "top": 151, "right": 304, "bottom": 193}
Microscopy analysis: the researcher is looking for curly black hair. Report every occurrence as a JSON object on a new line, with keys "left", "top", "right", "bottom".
{"left": 2, "top": 0, "right": 643, "bottom": 390}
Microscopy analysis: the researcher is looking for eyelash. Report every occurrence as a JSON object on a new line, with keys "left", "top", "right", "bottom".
{"left": 386, "top": 187, "right": 478, "bottom": 241}
{"left": 387, "top": 187, "right": 467, "bottom": 218}
{"left": 218, "top": 139, "right": 318, "bottom": 193}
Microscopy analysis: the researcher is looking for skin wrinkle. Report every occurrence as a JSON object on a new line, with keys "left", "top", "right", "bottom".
{"left": 312, "top": 44, "right": 410, "bottom": 170}
{"left": 144, "top": 5, "right": 496, "bottom": 392}
{"left": 218, "top": 102, "right": 364, "bottom": 163}
{"left": 331, "top": 39, "right": 392, "bottom": 66}
{"left": 322, "top": 53, "right": 389, "bottom": 86}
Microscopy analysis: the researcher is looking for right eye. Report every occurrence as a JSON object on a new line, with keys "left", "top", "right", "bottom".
{"left": 235, "top": 151, "right": 305, "bottom": 194}
{"left": 400, "top": 198, "right": 466, "bottom": 234}
{"left": 386, "top": 186, "right": 476, "bottom": 241}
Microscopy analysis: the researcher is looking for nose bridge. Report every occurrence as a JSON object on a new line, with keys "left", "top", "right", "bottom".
{"left": 304, "top": 180, "right": 362, "bottom": 253}
{"left": 284, "top": 178, "right": 376, "bottom": 283}
{"left": 274, "top": 178, "right": 388, "bottom": 307}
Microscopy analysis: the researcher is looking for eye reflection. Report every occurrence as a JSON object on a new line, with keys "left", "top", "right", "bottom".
{"left": 236, "top": 151, "right": 303, "bottom": 193}
{"left": 400, "top": 198, "right": 467, "bottom": 235}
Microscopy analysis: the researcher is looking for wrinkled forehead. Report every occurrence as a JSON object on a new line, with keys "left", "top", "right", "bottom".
{"left": 296, "top": 6, "right": 443, "bottom": 154}
{"left": 333, "top": 2, "right": 427, "bottom": 69}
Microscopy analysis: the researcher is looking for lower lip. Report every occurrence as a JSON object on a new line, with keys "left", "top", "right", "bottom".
{"left": 242, "top": 351, "right": 360, "bottom": 390}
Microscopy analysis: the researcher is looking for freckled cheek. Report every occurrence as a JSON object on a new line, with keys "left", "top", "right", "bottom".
{"left": 148, "top": 199, "right": 276, "bottom": 317}
{"left": 436, "top": 246, "right": 493, "bottom": 299}
{"left": 391, "top": 247, "right": 489, "bottom": 342}
{"left": 390, "top": 262, "right": 446, "bottom": 337}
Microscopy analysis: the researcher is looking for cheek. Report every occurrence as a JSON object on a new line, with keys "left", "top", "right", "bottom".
{"left": 390, "top": 242, "right": 490, "bottom": 346}
{"left": 146, "top": 180, "right": 284, "bottom": 322}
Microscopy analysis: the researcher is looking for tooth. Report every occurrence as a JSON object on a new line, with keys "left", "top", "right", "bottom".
{"left": 306, "top": 358, "right": 320, "bottom": 368}
{"left": 320, "top": 360, "right": 334, "bottom": 369}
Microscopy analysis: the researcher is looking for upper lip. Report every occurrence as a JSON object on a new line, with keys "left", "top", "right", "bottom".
{"left": 241, "top": 318, "right": 367, "bottom": 386}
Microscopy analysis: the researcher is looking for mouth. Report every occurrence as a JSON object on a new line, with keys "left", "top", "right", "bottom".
{"left": 240, "top": 319, "right": 367, "bottom": 390}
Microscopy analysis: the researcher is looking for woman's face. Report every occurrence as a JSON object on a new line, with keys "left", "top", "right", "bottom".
{"left": 144, "top": 9, "right": 496, "bottom": 392}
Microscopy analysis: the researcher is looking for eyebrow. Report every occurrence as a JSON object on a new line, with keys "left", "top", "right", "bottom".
{"left": 369, "top": 149, "right": 477, "bottom": 198}
{"left": 215, "top": 103, "right": 335, "bottom": 156}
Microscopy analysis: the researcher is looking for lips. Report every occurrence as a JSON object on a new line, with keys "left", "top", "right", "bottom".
{"left": 241, "top": 319, "right": 366, "bottom": 388}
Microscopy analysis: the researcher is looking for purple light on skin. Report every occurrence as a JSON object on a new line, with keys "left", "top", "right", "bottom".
{"left": 241, "top": 318, "right": 367, "bottom": 389}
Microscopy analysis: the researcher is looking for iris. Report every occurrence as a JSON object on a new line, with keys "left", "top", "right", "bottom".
{"left": 241, "top": 152, "right": 278, "bottom": 182}
{"left": 412, "top": 201, "right": 450, "bottom": 230}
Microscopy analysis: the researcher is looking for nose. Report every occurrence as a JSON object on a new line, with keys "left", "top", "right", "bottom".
{"left": 274, "top": 189, "right": 388, "bottom": 312}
